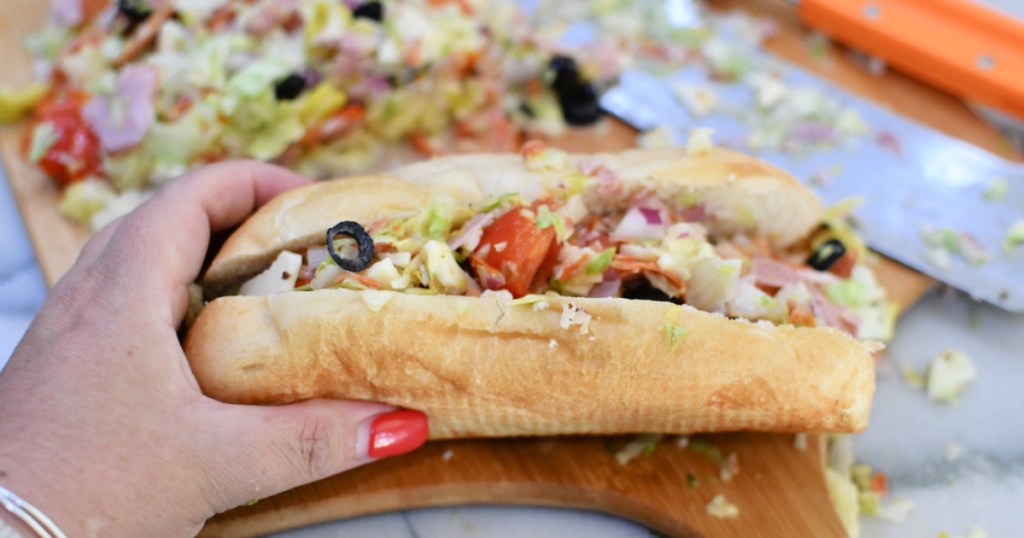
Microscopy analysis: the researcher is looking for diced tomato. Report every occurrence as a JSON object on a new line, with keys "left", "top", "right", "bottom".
{"left": 82, "top": 0, "right": 111, "bottom": 24}
{"left": 787, "top": 300, "right": 817, "bottom": 328}
{"left": 870, "top": 472, "right": 888, "bottom": 496}
{"left": 828, "top": 248, "right": 859, "bottom": 279}
{"left": 532, "top": 239, "right": 562, "bottom": 292}
{"left": 24, "top": 96, "right": 102, "bottom": 187}
{"left": 473, "top": 206, "right": 555, "bottom": 297}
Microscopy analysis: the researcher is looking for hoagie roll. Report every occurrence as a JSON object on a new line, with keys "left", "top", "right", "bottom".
{"left": 185, "top": 141, "right": 892, "bottom": 438}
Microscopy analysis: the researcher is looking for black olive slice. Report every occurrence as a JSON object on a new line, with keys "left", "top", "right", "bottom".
{"left": 807, "top": 239, "right": 846, "bottom": 271}
{"left": 547, "top": 55, "right": 602, "bottom": 126}
{"left": 327, "top": 221, "right": 375, "bottom": 273}
{"left": 274, "top": 74, "right": 308, "bottom": 101}
{"left": 621, "top": 279, "right": 683, "bottom": 304}
{"left": 352, "top": 2, "right": 384, "bottom": 21}
{"left": 118, "top": 0, "right": 152, "bottom": 26}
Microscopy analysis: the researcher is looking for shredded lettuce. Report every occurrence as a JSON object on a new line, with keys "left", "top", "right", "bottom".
{"left": 826, "top": 468, "right": 861, "bottom": 538}
{"left": 301, "top": 0, "right": 353, "bottom": 51}
{"left": 686, "top": 127, "right": 714, "bottom": 156}
{"left": 0, "top": 84, "right": 48, "bottom": 124}
{"left": 523, "top": 146, "right": 569, "bottom": 172}
{"left": 228, "top": 60, "right": 288, "bottom": 98}
{"left": 822, "top": 196, "right": 865, "bottom": 222}
{"left": 508, "top": 294, "right": 549, "bottom": 306}
{"left": 926, "top": 349, "right": 976, "bottom": 404}
{"left": 422, "top": 240, "right": 468, "bottom": 294}
{"left": 58, "top": 179, "right": 115, "bottom": 226}
{"left": 220, "top": 89, "right": 305, "bottom": 160}
{"left": 585, "top": 247, "right": 616, "bottom": 275}
{"left": 1004, "top": 220, "right": 1024, "bottom": 254}
{"left": 480, "top": 192, "right": 521, "bottom": 213}
{"left": 920, "top": 225, "right": 990, "bottom": 267}
{"left": 298, "top": 83, "right": 348, "bottom": 125}
{"left": 614, "top": 433, "right": 661, "bottom": 465}
{"left": 982, "top": 177, "right": 1009, "bottom": 202}
{"left": 28, "top": 122, "right": 59, "bottom": 163}
{"left": 662, "top": 323, "right": 688, "bottom": 347}
{"left": 535, "top": 204, "right": 569, "bottom": 243}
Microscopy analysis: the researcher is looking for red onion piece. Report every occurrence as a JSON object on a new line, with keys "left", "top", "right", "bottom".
{"left": 681, "top": 204, "right": 707, "bottom": 222}
{"left": 82, "top": 65, "right": 157, "bottom": 152}
{"left": 588, "top": 279, "right": 621, "bottom": 298}
{"left": 449, "top": 213, "right": 495, "bottom": 251}
{"left": 639, "top": 207, "right": 662, "bottom": 225}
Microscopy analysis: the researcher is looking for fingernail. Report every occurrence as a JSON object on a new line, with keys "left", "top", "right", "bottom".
{"left": 366, "top": 409, "right": 429, "bottom": 459}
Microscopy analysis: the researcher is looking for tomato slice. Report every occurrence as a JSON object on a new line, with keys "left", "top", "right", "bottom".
{"left": 473, "top": 206, "right": 555, "bottom": 298}
{"left": 25, "top": 96, "right": 102, "bottom": 187}
{"left": 531, "top": 239, "right": 562, "bottom": 292}
{"left": 828, "top": 248, "right": 859, "bottom": 279}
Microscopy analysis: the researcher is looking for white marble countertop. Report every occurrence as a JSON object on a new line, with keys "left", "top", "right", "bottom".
{"left": 2, "top": 161, "right": 1022, "bottom": 537}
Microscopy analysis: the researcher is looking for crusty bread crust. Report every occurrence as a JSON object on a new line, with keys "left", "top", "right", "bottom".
{"left": 185, "top": 291, "right": 873, "bottom": 438}
{"left": 187, "top": 147, "right": 874, "bottom": 438}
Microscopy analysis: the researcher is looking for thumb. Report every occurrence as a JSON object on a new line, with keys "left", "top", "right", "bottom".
{"left": 194, "top": 399, "right": 429, "bottom": 513}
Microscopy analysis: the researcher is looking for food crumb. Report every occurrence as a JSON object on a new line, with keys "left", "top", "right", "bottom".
{"left": 442, "top": 449, "right": 454, "bottom": 462}
{"left": 900, "top": 364, "right": 926, "bottom": 389}
{"left": 982, "top": 177, "right": 1008, "bottom": 202}
{"left": 548, "top": 339, "right": 558, "bottom": 349}
{"left": 686, "top": 128, "right": 715, "bottom": 157}
{"left": 705, "top": 494, "right": 740, "bottom": 518}
{"left": 676, "top": 435, "right": 689, "bottom": 448}
{"left": 1004, "top": 219, "right": 1024, "bottom": 254}
{"left": 614, "top": 434, "right": 662, "bottom": 465}
{"left": 926, "top": 349, "right": 977, "bottom": 404}
{"left": 720, "top": 452, "right": 740, "bottom": 482}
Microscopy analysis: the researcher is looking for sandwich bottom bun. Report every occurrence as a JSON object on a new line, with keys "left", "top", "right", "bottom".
{"left": 185, "top": 290, "right": 873, "bottom": 439}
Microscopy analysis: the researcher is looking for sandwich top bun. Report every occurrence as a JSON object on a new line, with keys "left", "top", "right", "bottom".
{"left": 203, "top": 147, "right": 821, "bottom": 292}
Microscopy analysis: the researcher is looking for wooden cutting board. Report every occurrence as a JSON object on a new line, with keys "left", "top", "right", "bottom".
{"left": 7, "top": 0, "right": 1013, "bottom": 536}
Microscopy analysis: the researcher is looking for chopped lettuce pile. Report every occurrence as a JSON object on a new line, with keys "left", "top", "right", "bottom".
{"left": 16, "top": 0, "right": 647, "bottom": 229}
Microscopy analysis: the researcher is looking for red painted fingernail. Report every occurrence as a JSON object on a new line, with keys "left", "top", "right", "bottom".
{"left": 368, "top": 409, "right": 429, "bottom": 459}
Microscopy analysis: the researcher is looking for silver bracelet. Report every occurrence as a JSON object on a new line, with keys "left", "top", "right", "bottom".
{"left": 0, "top": 484, "right": 66, "bottom": 538}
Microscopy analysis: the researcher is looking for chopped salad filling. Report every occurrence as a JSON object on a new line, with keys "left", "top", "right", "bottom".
{"left": 235, "top": 142, "right": 896, "bottom": 340}
{"left": 18, "top": 0, "right": 631, "bottom": 229}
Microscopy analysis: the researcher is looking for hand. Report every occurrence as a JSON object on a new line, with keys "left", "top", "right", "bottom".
{"left": 0, "top": 162, "right": 429, "bottom": 537}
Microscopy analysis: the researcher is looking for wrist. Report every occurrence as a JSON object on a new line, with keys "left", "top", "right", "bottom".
{"left": 0, "top": 506, "right": 32, "bottom": 538}
{"left": 0, "top": 483, "right": 67, "bottom": 538}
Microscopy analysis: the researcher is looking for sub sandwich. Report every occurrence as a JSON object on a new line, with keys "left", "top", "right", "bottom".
{"left": 185, "top": 138, "right": 895, "bottom": 439}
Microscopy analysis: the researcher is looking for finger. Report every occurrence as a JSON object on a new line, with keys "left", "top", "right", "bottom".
{"left": 97, "top": 161, "right": 309, "bottom": 323}
{"left": 71, "top": 215, "right": 125, "bottom": 270}
{"left": 194, "top": 400, "right": 428, "bottom": 513}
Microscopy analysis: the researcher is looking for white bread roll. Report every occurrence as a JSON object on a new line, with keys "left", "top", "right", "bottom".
{"left": 186, "top": 147, "right": 874, "bottom": 439}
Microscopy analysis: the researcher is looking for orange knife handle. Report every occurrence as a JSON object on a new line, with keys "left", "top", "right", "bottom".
{"left": 797, "top": 0, "right": 1024, "bottom": 120}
